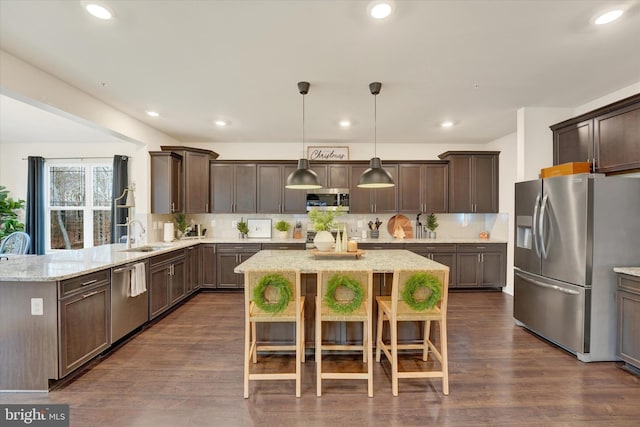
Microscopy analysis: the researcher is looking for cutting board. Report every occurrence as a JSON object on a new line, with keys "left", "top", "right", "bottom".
{"left": 387, "top": 214, "right": 413, "bottom": 239}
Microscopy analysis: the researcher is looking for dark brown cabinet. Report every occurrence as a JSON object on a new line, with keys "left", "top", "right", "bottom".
{"left": 349, "top": 163, "right": 398, "bottom": 213}
{"left": 149, "top": 251, "right": 186, "bottom": 319}
{"left": 310, "top": 163, "right": 350, "bottom": 188}
{"left": 149, "top": 151, "right": 183, "bottom": 214}
{"left": 456, "top": 243, "right": 506, "bottom": 288}
{"left": 185, "top": 245, "right": 201, "bottom": 295}
{"left": 161, "top": 146, "right": 217, "bottom": 213}
{"left": 216, "top": 244, "right": 261, "bottom": 289}
{"left": 551, "top": 94, "right": 640, "bottom": 174}
{"left": 257, "top": 163, "right": 306, "bottom": 213}
{"left": 398, "top": 162, "right": 448, "bottom": 214}
{"left": 210, "top": 162, "right": 257, "bottom": 213}
{"left": 200, "top": 244, "right": 217, "bottom": 289}
{"left": 58, "top": 270, "right": 111, "bottom": 377}
{"left": 438, "top": 151, "right": 499, "bottom": 213}
{"left": 616, "top": 273, "right": 640, "bottom": 370}
{"left": 404, "top": 243, "right": 456, "bottom": 287}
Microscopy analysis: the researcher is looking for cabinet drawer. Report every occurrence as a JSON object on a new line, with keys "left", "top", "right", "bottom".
{"left": 619, "top": 275, "right": 640, "bottom": 294}
{"left": 404, "top": 243, "right": 456, "bottom": 252}
{"left": 457, "top": 243, "right": 505, "bottom": 253}
{"left": 261, "top": 243, "right": 306, "bottom": 250}
{"left": 359, "top": 243, "right": 405, "bottom": 250}
{"left": 218, "top": 243, "right": 261, "bottom": 253}
{"left": 149, "top": 249, "right": 186, "bottom": 267}
{"left": 58, "top": 269, "right": 110, "bottom": 298}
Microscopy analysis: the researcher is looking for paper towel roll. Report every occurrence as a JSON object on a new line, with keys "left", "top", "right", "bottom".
{"left": 163, "top": 222, "right": 174, "bottom": 242}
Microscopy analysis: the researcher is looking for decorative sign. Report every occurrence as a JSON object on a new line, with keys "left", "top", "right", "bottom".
{"left": 307, "top": 146, "right": 349, "bottom": 161}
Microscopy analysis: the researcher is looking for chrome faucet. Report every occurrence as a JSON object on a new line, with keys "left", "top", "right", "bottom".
{"left": 126, "top": 219, "right": 146, "bottom": 249}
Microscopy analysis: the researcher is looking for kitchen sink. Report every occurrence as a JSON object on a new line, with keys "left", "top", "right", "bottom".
{"left": 120, "top": 245, "right": 166, "bottom": 253}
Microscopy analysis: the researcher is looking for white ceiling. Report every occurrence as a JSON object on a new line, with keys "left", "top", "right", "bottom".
{"left": 1, "top": 0, "right": 639, "bottom": 146}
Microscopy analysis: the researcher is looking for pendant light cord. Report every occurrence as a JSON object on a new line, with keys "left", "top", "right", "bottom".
{"left": 302, "top": 92, "right": 306, "bottom": 158}
{"left": 373, "top": 92, "right": 377, "bottom": 157}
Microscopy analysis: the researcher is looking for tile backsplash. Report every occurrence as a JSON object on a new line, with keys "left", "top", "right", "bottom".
{"left": 148, "top": 212, "right": 509, "bottom": 242}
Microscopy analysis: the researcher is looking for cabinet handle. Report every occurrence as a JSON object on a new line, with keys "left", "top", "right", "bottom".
{"left": 477, "top": 254, "right": 481, "bottom": 263}
{"left": 206, "top": 202, "right": 209, "bottom": 211}
{"left": 481, "top": 253, "right": 484, "bottom": 263}
{"left": 476, "top": 246, "right": 486, "bottom": 249}
{"left": 81, "top": 279, "right": 98, "bottom": 287}
{"left": 171, "top": 202, "right": 175, "bottom": 213}
{"left": 82, "top": 290, "right": 100, "bottom": 299}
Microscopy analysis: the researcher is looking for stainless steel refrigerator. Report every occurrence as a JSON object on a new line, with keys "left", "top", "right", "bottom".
{"left": 514, "top": 173, "right": 640, "bottom": 362}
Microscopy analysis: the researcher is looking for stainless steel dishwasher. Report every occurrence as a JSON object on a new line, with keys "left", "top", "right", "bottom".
{"left": 111, "top": 261, "right": 149, "bottom": 342}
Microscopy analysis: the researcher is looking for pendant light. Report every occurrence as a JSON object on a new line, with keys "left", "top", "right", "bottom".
{"left": 358, "top": 82, "right": 395, "bottom": 188}
{"left": 285, "top": 81, "right": 322, "bottom": 189}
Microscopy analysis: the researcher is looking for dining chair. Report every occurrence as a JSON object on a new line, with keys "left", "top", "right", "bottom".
{"left": 376, "top": 268, "right": 450, "bottom": 396}
{"left": 0, "top": 231, "right": 31, "bottom": 255}
{"left": 244, "top": 269, "right": 304, "bottom": 398}
{"left": 316, "top": 269, "right": 374, "bottom": 397}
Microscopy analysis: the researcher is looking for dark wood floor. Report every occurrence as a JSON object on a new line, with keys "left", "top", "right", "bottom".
{"left": 1, "top": 291, "right": 639, "bottom": 426}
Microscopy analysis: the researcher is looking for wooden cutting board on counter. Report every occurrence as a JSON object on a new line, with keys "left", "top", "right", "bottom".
{"left": 387, "top": 214, "right": 413, "bottom": 239}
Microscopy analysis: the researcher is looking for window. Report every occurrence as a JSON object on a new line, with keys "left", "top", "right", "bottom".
{"left": 45, "top": 161, "right": 113, "bottom": 251}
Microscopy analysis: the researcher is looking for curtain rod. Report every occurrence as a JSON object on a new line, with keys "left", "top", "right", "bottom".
{"left": 21, "top": 156, "right": 126, "bottom": 161}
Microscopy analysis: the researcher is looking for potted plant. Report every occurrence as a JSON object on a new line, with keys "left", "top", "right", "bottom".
{"left": 308, "top": 208, "right": 338, "bottom": 251}
{"left": 275, "top": 220, "right": 291, "bottom": 239}
{"left": 173, "top": 213, "right": 190, "bottom": 239}
{"left": 426, "top": 213, "right": 439, "bottom": 239}
{"left": 237, "top": 219, "right": 249, "bottom": 238}
{"left": 0, "top": 186, "right": 25, "bottom": 241}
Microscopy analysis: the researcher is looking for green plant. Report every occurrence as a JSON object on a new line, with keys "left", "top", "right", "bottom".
{"left": 173, "top": 213, "right": 189, "bottom": 234}
{"left": 401, "top": 272, "right": 442, "bottom": 311}
{"left": 0, "top": 186, "right": 26, "bottom": 240}
{"left": 324, "top": 274, "right": 364, "bottom": 314}
{"left": 275, "top": 220, "right": 291, "bottom": 232}
{"left": 237, "top": 220, "right": 249, "bottom": 235}
{"left": 426, "top": 213, "right": 439, "bottom": 232}
{"left": 308, "top": 208, "right": 339, "bottom": 231}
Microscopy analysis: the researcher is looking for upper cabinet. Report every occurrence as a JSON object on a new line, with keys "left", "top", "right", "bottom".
{"left": 210, "top": 162, "right": 256, "bottom": 213}
{"left": 438, "top": 151, "right": 499, "bottom": 213}
{"left": 348, "top": 163, "right": 398, "bottom": 214}
{"left": 398, "top": 162, "right": 448, "bottom": 214}
{"left": 257, "top": 163, "right": 306, "bottom": 213}
{"left": 551, "top": 94, "right": 640, "bottom": 174}
{"left": 310, "top": 163, "right": 350, "bottom": 188}
{"left": 155, "top": 146, "right": 219, "bottom": 214}
{"left": 149, "top": 151, "right": 183, "bottom": 214}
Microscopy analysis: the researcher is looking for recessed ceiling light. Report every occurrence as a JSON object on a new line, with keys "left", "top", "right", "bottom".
{"left": 595, "top": 9, "right": 623, "bottom": 25}
{"left": 146, "top": 111, "right": 159, "bottom": 117}
{"left": 339, "top": 120, "right": 351, "bottom": 128}
{"left": 214, "top": 120, "right": 228, "bottom": 127}
{"left": 82, "top": 2, "right": 114, "bottom": 20}
{"left": 368, "top": 1, "right": 393, "bottom": 19}
{"left": 441, "top": 121, "right": 454, "bottom": 128}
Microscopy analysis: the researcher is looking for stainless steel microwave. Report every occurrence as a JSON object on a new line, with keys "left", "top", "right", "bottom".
{"left": 306, "top": 188, "right": 349, "bottom": 212}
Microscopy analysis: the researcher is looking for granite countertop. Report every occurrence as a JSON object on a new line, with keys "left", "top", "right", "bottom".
{"left": 234, "top": 249, "right": 449, "bottom": 274}
{"left": 0, "top": 236, "right": 498, "bottom": 282}
{"left": 614, "top": 267, "right": 640, "bottom": 278}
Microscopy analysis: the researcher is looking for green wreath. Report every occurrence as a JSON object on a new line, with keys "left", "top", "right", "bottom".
{"left": 253, "top": 273, "right": 293, "bottom": 314}
{"left": 401, "top": 272, "right": 442, "bottom": 311}
{"left": 324, "top": 274, "right": 364, "bottom": 314}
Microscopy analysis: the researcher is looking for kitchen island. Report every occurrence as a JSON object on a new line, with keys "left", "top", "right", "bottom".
{"left": 236, "top": 249, "right": 450, "bottom": 350}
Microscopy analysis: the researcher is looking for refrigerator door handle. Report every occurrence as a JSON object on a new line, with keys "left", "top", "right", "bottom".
{"left": 515, "top": 272, "right": 580, "bottom": 295}
{"left": 532, "top": 193, "right": 541, "bottom": 258}
{"left": 538, "top": 194, "right": 549, "bottom": 259}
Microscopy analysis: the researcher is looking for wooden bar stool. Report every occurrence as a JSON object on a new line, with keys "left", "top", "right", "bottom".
{"left": 376, "top": 268, "right": 450, "bottom": 396}
{"left": 316, "top": 269, "right": 374, "bottom": 397}
{"left": 244, "top": 269, "right": 304, "bottom": 398}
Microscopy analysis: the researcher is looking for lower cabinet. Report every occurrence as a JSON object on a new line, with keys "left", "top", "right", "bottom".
{"left": 149, "top": 250, "right": 187, "bottom": 319}
{"left": 456, "top": 244, "right": 506, "bottom": 288}
{"left": 201, "top": 243, "right": 217, "bottom": 288}
{"left": 185, "top": 245, "right": 201, "bottom": 294}
{"left": 216, "top": 244, "right": 261, "bottom": 289}
{"left": 58, "top": 270, "right": 111, "bottom": 377}
{"left": 405, "top": 243, "right": 456, "bottom": 287}
{"left": 617, "top": 273, "right": 640, "bottom": 370}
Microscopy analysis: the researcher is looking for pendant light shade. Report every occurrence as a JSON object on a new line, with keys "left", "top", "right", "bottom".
{"left": 358, "top": 82, "right": 395, "bottom": 188}
{"left": 285, "top": 81, "right": 322, "bottom": 189}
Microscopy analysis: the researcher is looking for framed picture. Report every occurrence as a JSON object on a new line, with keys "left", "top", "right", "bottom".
{"left": 307, "top": 146, "right": 349, "bottom": 161}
